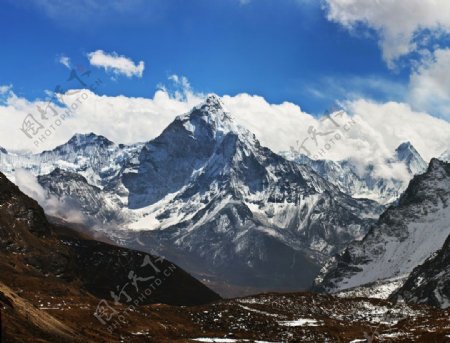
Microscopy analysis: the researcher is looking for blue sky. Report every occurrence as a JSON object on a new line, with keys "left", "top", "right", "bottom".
{"left": 0, "top": 0, "right": 411, "bottom": 114}
{"left": 1, "top": 0, "right": 450, "bottom": 159}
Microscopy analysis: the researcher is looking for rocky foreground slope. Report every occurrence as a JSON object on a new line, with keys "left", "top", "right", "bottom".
{"left": 0, "top": 171, "right": 220, "bottom": 342}
{"left": 3, "top": 283, "right": 450, "bottom": 342}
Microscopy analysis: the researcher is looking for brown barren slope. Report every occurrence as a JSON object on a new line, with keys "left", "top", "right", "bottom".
{"left": 1, "top": 171, "right": 450, "bottom": 342}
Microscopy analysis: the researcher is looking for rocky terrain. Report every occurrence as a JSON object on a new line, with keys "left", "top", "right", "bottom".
{"left": 0, "top": 170, "right": 220, "bottom": 342}
{"left": 3, "top": 283, "right": 450, "bottom": 342}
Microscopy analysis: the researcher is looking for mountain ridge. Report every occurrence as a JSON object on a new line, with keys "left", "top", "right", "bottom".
{"left": 314, "top": 158, "right": 450, "bottom": 296}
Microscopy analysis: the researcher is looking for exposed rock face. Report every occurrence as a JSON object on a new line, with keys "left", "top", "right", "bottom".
{"left": 0, "top": 171, "right": 220, "bottom": 306}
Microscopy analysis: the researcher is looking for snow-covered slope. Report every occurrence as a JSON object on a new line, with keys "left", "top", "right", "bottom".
{"left": 0, "top": 132, "right": 144, "bottom": 225}
{"left": 281, "top": 141, "right": 428, "bottom": 205}
{"left": 392, "top": 230, "right": 450, "bottom": 309}
{"left": 0, "top": 132, "right": 142, "bottom": 191}
{"left": 314, "top": 159, "right": 450, "bottom": 294}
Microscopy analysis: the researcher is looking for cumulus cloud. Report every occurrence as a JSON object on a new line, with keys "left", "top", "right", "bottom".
{"left": 323, "top": 0, "right": 450, "bottom": 67}
{"left": 58, "top": 55, "right": 71, "bottom": 69}
{"left": 1, "top": 77, "right": 449, "bottom": 182}
{"left": 408, "top": 48, "right": 450, "bottom": 120}
{"left": 87, "top": 50, "right": 145, "bottom": 78}
{"left": 341, "top": 99, "right": 450, "bottom": 163}
{"left": 223, "top": 93, "right": 317, "bottom": 153}
{"left": 0, "top": 79, "right": 202, "bottom": 153}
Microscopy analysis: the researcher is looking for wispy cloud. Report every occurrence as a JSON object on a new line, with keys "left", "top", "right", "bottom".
{"left": 87, "top": 50, "right": 145, "bottom": 78}
{"left": 305, "top": 74, "right": 407, "bottom": 106}
{"left": 14, "top": 169, "right": 87, "bottom": 224}
{"left": 58, "top": 55, "right": 71, "bottom": 69}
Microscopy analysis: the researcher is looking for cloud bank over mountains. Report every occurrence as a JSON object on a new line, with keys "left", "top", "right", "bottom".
{"left": 0, "top": 76, "right": 448, "bottom": 175}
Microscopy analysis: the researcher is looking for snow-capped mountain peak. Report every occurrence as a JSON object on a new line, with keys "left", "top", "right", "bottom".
{"left": 0, "top": 96, "right": 386, "bottom": 295}
{"left": 176, "top": 94, "right": 244, "bottom": 139}
{"left": 64, "top": 132, "right": 115, "bottom": 149}
{"left": 395, "top": 141, "right": 415, "bottom": 155}
{"left": 395, "top": 141, "right": 427, "bottom": 175}
{"left": 115, "top": 96, "right": 385, "bottom": 294}
{"left": 202, "top": 93, "right": 227, "bottom": 113}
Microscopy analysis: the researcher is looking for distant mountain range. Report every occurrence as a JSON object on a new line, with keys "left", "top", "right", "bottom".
{"left": 281, "top": 141, "right": 428, "bottom": 205}
{"left": 1, "top": 95, "right": 448, "bottom": 301}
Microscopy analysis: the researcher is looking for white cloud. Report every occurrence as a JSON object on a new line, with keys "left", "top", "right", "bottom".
{"left": 58, "top": 55, "right": 71, "bottom": 69}
{"left": 408, "top": 48, "right": 450, "bottom": 120}
{"left": 223, "top": 93, "right": 317, "bottom": 153}
{"left": 87, "top": 50, "right": 145, "bottom": 78}
{"left": 1, "top": 77, "right": 449, "bottom": 182}
{"left": 341, "top": 99, "right": 450, "bottom": 163}
{"left": 324, "top": 0, "right": 450, "bottom": 67}
{"left": 0, "top": 78, "right": 201, "bottom": 153}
